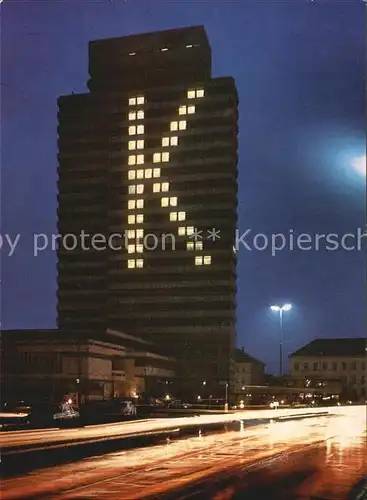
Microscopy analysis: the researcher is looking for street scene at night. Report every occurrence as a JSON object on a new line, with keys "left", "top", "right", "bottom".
{"left": 1, "top": 0, "right": 366, "bottom": 499}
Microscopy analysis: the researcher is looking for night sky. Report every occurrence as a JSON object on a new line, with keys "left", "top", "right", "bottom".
{"left": 1, "top": 0, "right": 365, "bottom": 373}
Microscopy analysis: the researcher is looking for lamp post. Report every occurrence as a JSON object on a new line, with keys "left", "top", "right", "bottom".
{"left": 270, "top": 304, "right": 292, "bottom": 376}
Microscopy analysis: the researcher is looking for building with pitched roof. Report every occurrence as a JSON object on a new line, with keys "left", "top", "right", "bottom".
{"left": 289, "top": 338, "right": 366, "bottom": 400}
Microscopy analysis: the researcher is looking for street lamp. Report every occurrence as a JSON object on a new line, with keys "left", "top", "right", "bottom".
{"left": 270, "top": 304, "right": 292, "bottom": 376}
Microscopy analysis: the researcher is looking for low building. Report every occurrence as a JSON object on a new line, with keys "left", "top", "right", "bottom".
{"left": 1, "top": 329, "right": 176, "bottom": 404}
{"left": 289, "top": 338, "right": 367, "bottom": 401}
{"left": 231, "top": 347, "right": 265, "bottom": 396}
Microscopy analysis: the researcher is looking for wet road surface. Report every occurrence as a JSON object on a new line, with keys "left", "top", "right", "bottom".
{"left": 1, "top": 406, "right": 365, "bottom": 499}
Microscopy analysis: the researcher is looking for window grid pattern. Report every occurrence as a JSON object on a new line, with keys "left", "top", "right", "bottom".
{"left": 126, "top": 88, "right": 210, "bottom": 269}
{"left": 127, "top": 95, "right": 146, "bottom": 266}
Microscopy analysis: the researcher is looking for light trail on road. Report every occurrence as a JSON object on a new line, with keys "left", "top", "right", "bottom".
{"left": 1, "top": 406, "right": 365, "bottom": 500}
{"left": 0, "top": 406, "right": 342, "bottom": 450}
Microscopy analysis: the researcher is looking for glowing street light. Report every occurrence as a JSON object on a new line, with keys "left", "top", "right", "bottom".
{"left": 351, "top": 155, "right": 366, "bottom": 177}
{"left": 270, "top": 304, "right": 293, "bottom": 375}
{"left": 271, "top": 304, "right": 292, "bottom": 312}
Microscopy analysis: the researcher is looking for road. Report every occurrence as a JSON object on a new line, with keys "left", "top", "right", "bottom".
{"left": 1, "top": 406, "right": 365, "bottom": 499}
{"left": 0, "top": 406, "right": 342, "bottom": 450}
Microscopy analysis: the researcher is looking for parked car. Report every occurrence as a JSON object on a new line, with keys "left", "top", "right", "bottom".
{"left": 0, "top": 400, "right": 80, "bottom": 429}
{"left": 119, "top": 400, "right": 137, "bottom": 416}
{"left": 167, "top": 400, "right": 191, "bottom": 409}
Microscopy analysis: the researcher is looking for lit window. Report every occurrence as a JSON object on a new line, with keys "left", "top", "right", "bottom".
{"left": 178, "top": 211, "right": 186, "bottom": 221}
{"left": 196, "top": 241, "right": 203, "bottom": 250}
{"left": 170, "top": 121, "right": 178, "bottom": 131}
{"left": 136, "top": 169, "right": 144, "bottom": 179}
{"left": 161, "top": 47, "right": 168, "bottom": 52}
{"left": 186, "top": 44, "right": 193, "bottom": 48}
{"left": 137, "top": 96, "right": 144, "bottom": 105}
{"left": 128, "top": 141, "right": 136, "bottom": 150}
{"left": 171, "top": 136, "right": 178, "bottom": 146}
{"left": 145, "top": 168, "right": 152, "bottom": 178}
{"left": 127, "top": 230, "right": 135, "bottom": 238}
{"left": 137, "top": 140, "right": 144, "bottom": 149}
{"left": 187, "top": 242, "right": 194, "bottom": 251}
{"left": 179, "top": 105, "right": 187, "bottom": 115}
{"left": 186, "top": 227, "right": 194, "bottom": 235}
{"left": 128, "top": 200, "right": 136, "bottom": 210}
{"left": 128, "top": 215, "right": 135, "bottom": 224}
{"left": 195, "top": 256, "right": 203, "bottom": 266}
{"left": 170, "top": 197, "right": 177, "bottom": 206}
{"left": 129, "top": 97, "right": 136, "bottom": 106}
{"left": 137, "top": 125, "right": 144, "bottom": 134}
{"left": 179, "top": 120, "right": 187, "bottom": 130}
{"left": 178, "top": 227, "right": 185, "bottom": 236}
{"left": 187, "top": 89, "right": 204, "bottom": 99}
{"left": 137, "top": 154, "right": 144, "bottom": 165}
{"left": 162, "top": 152, "right": 169, "bottom": 162}
{"left": 128, "top": 185, "right": 136, "bottom": 194}
{"left": 136, "top": 214, "right": 144, "bottom": 223}
{"left": 162, "top": 182, "right": 169, "bottom": 192}
{"left": 129, "top": 126, "right": 136, "bottom": 135}
{"left": 136, "top": 259, "right": 144, "bottom": 268}
{"left": 128, "top": 244, "right": 135, "bottom": 254}
{"left": 153, "top": 153, "right": 161, "bottom": 163}
{"left": 128, "top": 259, "right": 136, "bottom": 268}
{"left": 161, "top": 197, "right": 169, "bottom": 207}
{"left": 153, "top": 168, "right": 161, "bottom": 178}
{"left": 128, "top": 155, "right": 136, "bottom": 165}
{"left": 153, "top": 183, "right": 161, "bottom": 193}
{"left": 129, "top": 112, "right": 136, "bottom": 121}
{"left": 136, "top": 229, "right": 144, "bottom": 238}
{"left": 137, "top": 110, "right": 144, "bottom": 120}
{"left": 136, "top": 244, "right": 144, "bottom": 253}
{"left": 136, "top": 199, "right": 144, "bottom": 209}
{"left": 170, "top": 212, "right": 177, "bottom": 221}
{"left": 162, "top": 137, "right": 170, "bottom": 147}
{"left": 187, "top": 105, "right": 195, "bottom": 114}
{"left": 203, "top": 256, "right": 211, "bottom": 265}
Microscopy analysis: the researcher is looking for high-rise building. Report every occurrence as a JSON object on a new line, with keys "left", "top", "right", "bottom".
{"left": 57, "top": 26, "right": 238, "bottom": 396}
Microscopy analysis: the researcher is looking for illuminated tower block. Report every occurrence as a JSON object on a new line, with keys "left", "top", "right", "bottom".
{"left": 57, "top": 26, "right": 238, "bottom": 396}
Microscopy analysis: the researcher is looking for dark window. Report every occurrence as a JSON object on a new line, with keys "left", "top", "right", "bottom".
{"left": 350, "top": 362, "right": 356, "bottom": 370}
{"left": 304, "top": 363, "right": 308, "bottom": 370}
{"left": 295, "top": 363, "right": 300, "bottom": 371}
{"left": 313, "top": 362, "right": 318, "bottom": 371}
{"left": 342, "top": 362, "right": 347, "bottom": 370}
{"left": 322, "top": 362, "right": 328, "bottom": 370}
{"left": 332, "top": 362, "right": 337, "bottom": 371}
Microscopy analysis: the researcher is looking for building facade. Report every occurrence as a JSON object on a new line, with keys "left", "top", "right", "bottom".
{"left": 290, "top": 338, "right": 367, "bottom": 400}
{"left": 57, "top": 26, "right": 238, "bottom": 396}
{"left": 231, "top": 348, "right": 265, "bottom": 396}
{"left": 1, "top": 329, "right": 176, "bottom": 404}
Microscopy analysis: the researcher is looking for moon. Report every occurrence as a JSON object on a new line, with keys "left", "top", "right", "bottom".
{"left": 351, "top": 156, "right": 366, "bottom": 176}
